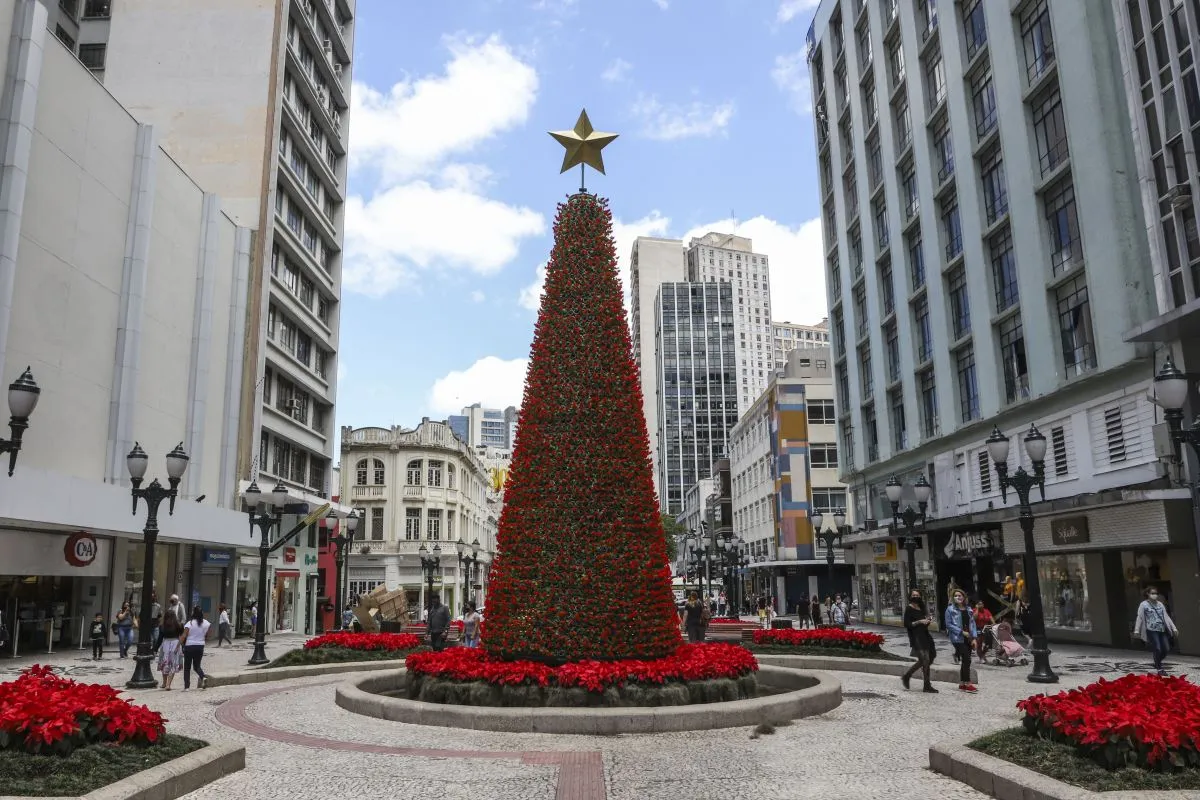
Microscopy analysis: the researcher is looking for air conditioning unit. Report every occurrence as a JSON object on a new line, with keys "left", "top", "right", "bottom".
{"left": 316, "top": 86, "right": 327, "bottom": 104}
{"left": 332, "top": 110, "right": 341, "bottom": 131}
{"left": 291, "top": 398, "right": 304, "bottom": 417}
{"left": 324, "top": 38, "right": 333, "bottom": 54}
{"left": 333, "top": 63, "right": 342, "bottom": 76}
{"left": 1169, "top": 184, "right": 1192, "bottom": 209}
{"left": 302, "top": 0, "right": 312, "bottom": 14}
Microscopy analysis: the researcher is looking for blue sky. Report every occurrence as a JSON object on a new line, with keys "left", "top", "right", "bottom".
{"left": 336, "top": 0, "right": 827, "bottom": 439}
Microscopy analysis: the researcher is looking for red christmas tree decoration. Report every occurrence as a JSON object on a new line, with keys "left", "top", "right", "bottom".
{"left": 483, "top": 192, "right": 681, "bottom": 663}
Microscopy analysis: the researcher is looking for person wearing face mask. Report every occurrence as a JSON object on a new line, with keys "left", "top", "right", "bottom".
{"left": 1134, "top": 585, "right": 1178, "bottom": 676}
{"left": 943, "top": 586, "right": 978, "bottom": 693}
{"left": 901, "top": 590, "right": 938, "bottom": 693}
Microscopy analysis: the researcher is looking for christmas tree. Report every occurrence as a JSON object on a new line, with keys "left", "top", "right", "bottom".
{"left": 483, "top": 190, "right": 681, "bottom": 663}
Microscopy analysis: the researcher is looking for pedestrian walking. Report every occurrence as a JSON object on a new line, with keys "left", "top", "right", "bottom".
{"left": 717, "top": 591, "right": 727, "bottom": 617}
{"left": 462, "top": 602, "right": 482, "bottom": 648}
{"left": 810, "top": 594, "right": 822, "bottom": 627}
{"left": 944, "top": 587, "right": 978, "bottom": 693}
{"left": 901, "top": 590, "right": 938, "bottom": 693}
{"left": 757, "top": 597, "right": 773, "bottom": 630}
{"left": 1133, "top": 585, "right": 1179, "bottom": 676}
{"left": 114, "top": 601, "right": 135, "bottom": 658}
{"left": 216, "top": 604, "right": 232, "bottom": 646}
{"left": 166, "top": 595, "right": 186, "bottom": 629}
{"left": 148, "top": 592, "right": 163, "bottom": 650}
{"left": 157, "top": 610, "right": 184, "bottom": 690}
{"left": 796, "top": 598, "right": 811, "bottom": 629}
{"left": 830, "top": 594, "right": 849, "bottom": 627}
{"left": 89, "top": 613, "right": 105, "bottom": 660}
{"left": 973, "top": 601, "right": 993, "bottom": 661}
{"left": 427, "top": 594, "right": 451, "bottom": 651}
{"left": 181, "top": 606, "right": 210, "bottom": 690}
{"left": 681, "top": 592, "right": 706, "bottom": 643}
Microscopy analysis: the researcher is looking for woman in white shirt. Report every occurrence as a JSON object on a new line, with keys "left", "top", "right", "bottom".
{"left": 181, "top": 607, "right": 212, "bottom": 690}
{"left": 216, "top": 604, "right": 232, "bottom": 647}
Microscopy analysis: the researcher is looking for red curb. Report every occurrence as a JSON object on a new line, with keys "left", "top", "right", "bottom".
{"left": 213, "top": 681, "right": 607, "bottom": 800}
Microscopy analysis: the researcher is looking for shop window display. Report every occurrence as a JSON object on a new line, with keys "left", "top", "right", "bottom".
{"left": 857, "top": 570, "right": 877, "bottom": 623}
{"left": 913, "top": 559, "right": 939, "bottom": 630}
{"left": 876, "top": 562, "right": 904, "bottom": 625}
{"left": 1122, "top": 550, "right": 1172, "bottom": 628}
{"left": 1037, "top": 553, "right": 1090, "bottom": 631}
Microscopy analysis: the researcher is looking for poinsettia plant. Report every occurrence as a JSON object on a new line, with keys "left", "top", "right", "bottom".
{"left": 752, "top": 628, "right": 884, "bottom": 651}
{"left": 304, "top": 632, "right": 420, "bottom": 652}
{"left": 1017, "top": 674, "right": 1200, "bottom": 770}
{"left": 0, "top": 665, "right": 166, "bottom": 754}
{"left": 407, "top": 643, "right": 757, "bottom": 693}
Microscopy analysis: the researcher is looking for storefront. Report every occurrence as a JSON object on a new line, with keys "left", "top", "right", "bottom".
{"left": 196, "top": 549, "right": 231, "bottom": 619}
{"left": 930, "top": 526, "right": 1007, "bottom": 624}
{"left": 1, "top": 530, "right": 113, "bottom": 654}
{"left": 850, "top": 540, "right": 909, "bottom": 626}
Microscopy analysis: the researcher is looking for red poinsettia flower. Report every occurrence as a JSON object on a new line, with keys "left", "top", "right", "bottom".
{"left": 303, "top": 632, "right": 421, "bottom": 652}
{"left": 751, "top": 628, "right": 884, "bottom": 650}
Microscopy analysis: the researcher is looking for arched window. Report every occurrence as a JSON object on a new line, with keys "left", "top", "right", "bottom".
{"left": 373, "top": 459, "right": 385, "bottom": 485}
{"left": 406, "top": 460, "right": 422, "bottom": 486}
{"left": 427, "top": 460, "right": 443, "bottom": 487}
{"left": 447, "top": 464, "right": 456, "bottom": 490}
{"left": 355, "top": 459, "right": 368, "bottom": 486}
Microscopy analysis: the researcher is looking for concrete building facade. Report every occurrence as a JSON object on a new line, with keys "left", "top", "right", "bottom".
{"left": 772, "top": 319, "right": 831, "bottom": 371}
{"left": 448, "top": 404, "right": 518, "bottom": 451}
{"left": 806, "top": 0, "right": 1199, "bottom": 649}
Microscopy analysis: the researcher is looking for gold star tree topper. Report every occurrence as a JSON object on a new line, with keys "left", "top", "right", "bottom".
{"left": 549, "top": 109, "right": 618, "bottom": 177}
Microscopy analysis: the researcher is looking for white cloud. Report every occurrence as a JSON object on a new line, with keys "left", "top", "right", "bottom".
{"left": 349, "top": 35, "right": 538, "bottom": 182}
{"left": 630, "top": 94, "right": 734, "bottom": 140}
{"left": 344, "top": 183, "right": 545, "bottom": 296}
{"left": 518, "top": 261, "right": 548, "bottom": 311}
{"left": 613, "top": 211, "right": 670, "bottom": 310}
{"left": 471, "top": 290, "right": 486, "bottom": 303}
{"left": 601, "top": 58, "right": 632, "bottom": 83}
{"left": 772, "top": 50, "right": 812, "bottom": 115}
{"left": 651, "top": 0, "right": 669, "bottom": 9}
{"left": 680, "top": 216, "right": 826, "bottom": 326}
{"left": 777, "top": 0, "right": 820, "bottom": 23}
{"left": 428, "top": 356, "right": 529, "bottom": 415}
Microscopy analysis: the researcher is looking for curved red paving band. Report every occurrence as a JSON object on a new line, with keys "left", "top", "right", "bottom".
{"left": 213, "top": 682, "right": 607, "bottom": 800}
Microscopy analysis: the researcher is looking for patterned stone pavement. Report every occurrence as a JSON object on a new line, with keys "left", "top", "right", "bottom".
{"left": 2, "top": 626, "right": 1198, "bottom": 798}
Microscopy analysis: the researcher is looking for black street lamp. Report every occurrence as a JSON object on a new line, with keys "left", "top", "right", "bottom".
{"left": 810, "top": 509, "right": 848, "bottom": 595}
{"left": 126, "top": 442, "right": 190, "bottom": 689}
{"left": 328, "top": 509, "right": 359, "bottom": 630}
{"left": 242, "top": 480, "right": 292, "bottom": 666}
{"left": 418, "top": 541, "right": 442, "bottom": 617}
{"left": 0, "top": 367, "right": 39, "bottom": 476}
{"left": 986, "top": 423, "right": 1057, "bottom": 684}
{"left": 456, "top": 538, "right": 480, "bottom": 611}
{"left": 885, "top": 474, "right": 932, "bottom": 597}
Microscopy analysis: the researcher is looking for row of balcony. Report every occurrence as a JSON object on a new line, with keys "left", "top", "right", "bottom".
{"left": 349, "top": 484, "right": 489, "bottom": 504}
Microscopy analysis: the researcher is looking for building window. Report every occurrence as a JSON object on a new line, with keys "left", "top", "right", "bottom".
{"left": 851, "top": 231, "right": 864, "bottom": 274}
{"left": 810, "top": 443, "right": 839, "bottom": 469}
{"left": 972, "top": 73, "right": 997, "bottom": 137}
{"left": 290, "top": 449, "right": 307, "bottom": 485}
{"left": 811, "top": 487, "right": 849, "bottom": 513}
{"left": 889, "top": 389, "right": 907, "bottom": 452}
{"left": 913, "top": 295, "right": 932, "bottom": 363}
{"left": 933, "top": 120, "right": 954, "bottom": 183}
{"left": 372, "top": 458, "right": 385, "bottom": 485}
{"left": 885, "top": 322, "right": 900, "bottom": 382}
{"left": 998, "top": 315, "right": 1030, "bottom": 404}
{"left": 427, "top": 460, "right": 443, "bottom": 487}
{"left": 837, "top": 364, "right": 850, "bottom": 409}
{"left": 961, "top": 0, "right": 986, "bottom": 59}
{"left": 888, "top": 37, "right": 905, "bottom": 87}
{"left": 873, "top": 198, "right": 890, "bottom": 249}
{"left": 941, "top": 200, "right": 962, "bottom": 260}
{"left": 272, "top": 439, "right": 291, "bottom": 477}
{"left": 55, "top": 24, "right": 75, "bottom": 49}
{"left": 1056, "top": 275, "right": 1097, "bottom": 377}
{"left": 924, "top": 49, "right": 946, "bottom": 111}
{"left": 808, "top": 398, "right": 837, "bottom": 424}
{"left": 1046, "top": 180, "right": 1082, "bottom": 275}
{"left": 406, "top": 459, "right": 422, "bottom": 486}
{"left": 1032, "top": 88, "right": 1068, "bottom": 176}
{"left": 83, "top": 0, "right": 112, "bottom": 18}
{"left": 989, "top": 227, "right": 1019, "bottom": 312}
{"left": 858, "top": 22, "right": 872, "bottom": 69}
{"left": 355, "top": 458, "right": 368, "bottom": 486}
{"left": 879, "top": 260, "right": 895, "bottom": 315}
{"left": 858, "top": 346, "right": 874, "bottom": 396}
{"left": 863, "top": 80, "right": 878, "bottom": 128}
{"left": 979, "top": 145, "right": 1009, "bottom": 224}
{"left": 78, "top": 43, "right": 106, "bottom": 71}
{"left": 956, "top": 345, "right": 979, "bottom": 422}
{"left": 907, "top": 234, "right": 925, "bottom": 291}
{"left": 1020, "top": 0, "right": 1055, "bottom": 84}
{"left": 309, "top": 459, "right": 326, "bottom": 496}
{"left": 840, "top": 424, "right": 855, "bottom": 469}
{"left": 901, "top": 168, "right": 919, "bottom": 219}
{"left": 868, "top": 136, "right": 883, "bottom": 188}
{"left": 918, "top": 369, "right": 938, "bottom": 438}
{"left": 947, "top": 265, "right": 970, "bottom": 339}
{"left": 864, "top": 405, "right": 879, "bottom": 462}
{"left": 853, "top": 284, "right": 868, "bottom": 338}
{"left": 405, "top": 509, "right": 421, "bottom": 540}
{"left": 317, "top": 296, "right": 330, "bottom": 324}
{"left": 427, "top": 509, "right": 441, "bottom": 540}
{"left": 446, "top": 511, "right": 455, "bottom": 539}
{"left": 977, "top": 450, "right": 992, "bottom": 495}
{"left": 894, "top": 98, "right": 912, "bottom": 153}
{"left": 844, "top": 166, "right": 860, "bottom": 219}
{"left": 918, "top": 0, "right": 937, "bottom": 39}
{"left": 370, "top": 507, "right": 384, "bottom": 541}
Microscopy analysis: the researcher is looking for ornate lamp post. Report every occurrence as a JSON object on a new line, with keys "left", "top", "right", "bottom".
{"left": 242, "top": 480, "right": 292, "bottom": 666}
{"left": 456, "top": 538, "right": 480, "bottom": 611}
{"left": 126, "top": 442, "right": 190, "bottom": 689}
{"left": 0, "top": 367, "right": 39, "bottom": 476}
{"left": 985, "top": 424, "right": 1057, "bottom": 684}
{"left": 810, "top": 509, "right": 849, "bottom": 595}
{"left": 885, "top": 474, "right": 932, "bottom": 597}
{"left": 328, "top": 509, "right": 359, "bottom": 629}
{"left": 418, "top": 542, "right": 441, "bottom": 618}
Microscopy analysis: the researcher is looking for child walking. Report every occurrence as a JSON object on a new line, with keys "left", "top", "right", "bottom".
{"left": 89, "top": 613, "right": 105, "bottom": 660}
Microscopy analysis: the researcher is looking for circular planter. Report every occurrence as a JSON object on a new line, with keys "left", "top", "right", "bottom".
{"left": 335, "top": 665, "right": 842, "bottom": 735}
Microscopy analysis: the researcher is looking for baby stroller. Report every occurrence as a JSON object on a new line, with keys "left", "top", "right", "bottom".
{"left": 984, "top": 620, "right": 1029, "bottom": 667}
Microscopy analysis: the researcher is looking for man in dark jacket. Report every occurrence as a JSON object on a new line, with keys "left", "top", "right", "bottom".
{"left": 427, "top": 594, "right": 451, "bottom": 652}
{"left": 901, "top": 590, "right": 938, "bottom": 693}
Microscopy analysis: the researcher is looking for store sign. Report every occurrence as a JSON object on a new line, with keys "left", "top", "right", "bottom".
{"left": 202, "top": 550, "right": 231, "bottom": 566}
{"left": 1051, "top": 517, "right": 1090, "bottom": 547}
{"left": 283, "top": 547, "right": 296, "bottom": 564}
{"left": 872, "top": 541, "right": 897, "bottom": 561}
{"left": 304, "top": 553, "right": 317, "bottom": 566}
{"left": 942, "top": 529, "right": 1002, "bottom": 559}
{"left": 63, "top": 531, "right": 97, "bottom": 567}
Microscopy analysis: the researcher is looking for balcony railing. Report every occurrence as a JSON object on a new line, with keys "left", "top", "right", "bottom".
{"left": 352, "top": 485, "right": 385, "bottom": 498}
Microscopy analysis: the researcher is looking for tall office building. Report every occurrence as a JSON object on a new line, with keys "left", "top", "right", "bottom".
{"left": 44, "top": 0, "right": 355, "bottom": 502}
{"left": 448, "top": 404, "right": 519, "bottom": 450}
{"left": 807, "top": 0, "right": 1200, "bottom": 648}
{"left": 654, "top": 282, "right": 739, "bottom": 513}
{"left": 630, "top": 236, "right": 686, "bottom": 503}
{"left": 685, "top": 233, "right": 774, "bottom": 412}
{"left": 772, "top": 319, "right": 831, "bottom": 370}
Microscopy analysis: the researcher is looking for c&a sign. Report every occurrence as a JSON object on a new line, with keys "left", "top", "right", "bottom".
{"left": 63, "top": 531, "right": 98, "bottom": 567}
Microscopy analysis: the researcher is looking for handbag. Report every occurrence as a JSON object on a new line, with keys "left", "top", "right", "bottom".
{"left": 110, "top": 622, "right": 118, "bottom": 634}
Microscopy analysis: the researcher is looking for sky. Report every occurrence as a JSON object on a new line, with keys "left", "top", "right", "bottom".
{"left": 336, "top": 0, "right": 827, "bottom": 438}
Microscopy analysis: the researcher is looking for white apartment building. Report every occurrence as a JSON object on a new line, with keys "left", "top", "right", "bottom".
{"left": 685, "top": 233, "right": 774, "bottom": 413}
{"left": 448, "top": 404, "right": 518, "bottom": 450}
{"left": 772, "top": 319, "right": 831, "bottom": 370}
{"left": 0, "top": 2, "right": 349, "bottom": 652}
{"left": 341, "top": 421, "right": 497, "bottom": 613}
{"left": 44, "top": 0, "right": 356, "bottom": 505}
{"left": 729, "top": 349, "right": 846, "bottom": 613}
{"left": 807, "top": 0, "right": 1199, "bottom": 647}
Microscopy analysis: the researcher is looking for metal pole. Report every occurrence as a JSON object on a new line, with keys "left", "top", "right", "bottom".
{"left": 127, "top": 518, "right": 159, "bottom": 689}
{"left": 333, "top": 538, "right": 345, "bottom": 630}
{"left": 906, "top": 538, "right": 919, "bottom": 599}
{"left": 1019, "top": 501, "right": 1057, "bottom": 683}
{"left": 78, "top": 615, "right": 85, "bottom": 651}
{"left": 249, "top": 515, "right": 274, "bottom": 666}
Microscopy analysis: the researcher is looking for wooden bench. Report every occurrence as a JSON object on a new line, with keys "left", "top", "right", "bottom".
{"left": 401, "top": 623, "right": 461, "bottom": 644}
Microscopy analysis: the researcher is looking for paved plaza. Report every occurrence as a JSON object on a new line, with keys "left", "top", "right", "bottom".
{"left": 2, "top": 626, "right": 1197, "bottom": 799}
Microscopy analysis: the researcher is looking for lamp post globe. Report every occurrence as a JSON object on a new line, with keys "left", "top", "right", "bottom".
{"left": 1, "top": 367, "right": 39, "bottom": 477}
